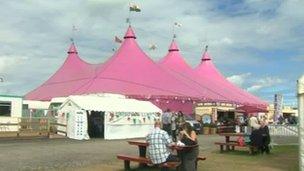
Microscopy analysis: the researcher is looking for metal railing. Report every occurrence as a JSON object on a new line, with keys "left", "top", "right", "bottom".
{"left": 268, "top": 124, "right": 298, "bottom": 136}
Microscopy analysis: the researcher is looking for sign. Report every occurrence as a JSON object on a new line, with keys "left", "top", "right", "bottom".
{"left": 105, "top": 112, "right": 159, "bottom": 125}
{"left": 202, "top": 114, "right": 211, "bottom": 124}
{"left": 274, "top": 94, "right": 283, "bottom": 122}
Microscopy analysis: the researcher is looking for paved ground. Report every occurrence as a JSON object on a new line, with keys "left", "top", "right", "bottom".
{"left": 0, "top": 135, "right": 298, "bottom": 171}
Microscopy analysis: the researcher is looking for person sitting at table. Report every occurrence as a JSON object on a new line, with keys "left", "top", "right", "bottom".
{"left": 146, "top": 120, "right": 179, "bottom": 165}
{"left": 179, "top": 122, "right": 199, "bottom": 171}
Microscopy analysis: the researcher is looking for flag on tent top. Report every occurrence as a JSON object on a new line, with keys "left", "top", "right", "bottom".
{"left": 129, "top": 3, "right": 141, "bottom": 12}
{"left": 149, "top": 44, "right": 157, "bottom": 50}
{"left": 72, "top": 25, "right": 78, "bottom": 31}
{"left": 174, "top": 22, "right": 182, "bottom": 27}
{"left": 114, "top": 36, "right": 122, "bottom": 43}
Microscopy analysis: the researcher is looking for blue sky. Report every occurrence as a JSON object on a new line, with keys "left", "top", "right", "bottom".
{"left": 0, "top": 0, "right": 303, "bottom": 106}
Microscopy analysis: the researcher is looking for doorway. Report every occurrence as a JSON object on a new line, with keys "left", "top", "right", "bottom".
{"left": 87, "top": 111, "right": 105, "bottom": 138}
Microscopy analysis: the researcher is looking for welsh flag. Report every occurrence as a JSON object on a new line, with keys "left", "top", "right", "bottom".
{"left": 129, "top": 3, "right": 141, "bottom": 12}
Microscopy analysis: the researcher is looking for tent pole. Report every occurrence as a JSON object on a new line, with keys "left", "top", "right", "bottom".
{"left": 297, "top": 75, "right": 304, "bottom": 171}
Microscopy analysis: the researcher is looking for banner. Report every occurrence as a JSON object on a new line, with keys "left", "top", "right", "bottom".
{"left": 105, "top": 111, "right": 160, "bottom": 125}
{"left": 274, "top": 94, "right": 283, "bottom": 122}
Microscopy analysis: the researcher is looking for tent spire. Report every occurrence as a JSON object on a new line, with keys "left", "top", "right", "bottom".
{"left": 124, "top": 25, "right": 136, "bottom": 39}
{"left": 68, "top": 42, "right": 78, "bottom": 54}
{"left": 168, "top": 40, "right": 179, "bottom": 52}
{"left": 201, "top": 44, "right": 211, "bottom": 61}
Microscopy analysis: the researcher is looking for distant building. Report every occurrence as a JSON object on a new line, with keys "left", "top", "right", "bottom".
{"left": 267, "top": 104, "right": 297, "bottom": 123}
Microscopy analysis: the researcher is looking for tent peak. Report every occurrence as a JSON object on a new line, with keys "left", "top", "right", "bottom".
{"left": 124, "top": 26, "right": 136, "bottom": 39}
{"left": 201, "top": 45, "right": 211, "bottom": 61}
{"left": 168, "top": 40, "right": 179, "bottom": 52}
{"left": 67, "top": 43, "right": 78, "bottom": 54}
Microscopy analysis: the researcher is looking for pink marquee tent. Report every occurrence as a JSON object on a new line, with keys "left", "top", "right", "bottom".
{"left": 25, "top": 26, "right": 266, "bottom": 114}
{"left": 159, "top": 41, "right": 267, "bottom": 106}
{"left": 25, "top": 44, "right": 99, "bottom": 100}
{"left": 159, "top": 40, "right": 231, "bottom": 102}
{"left": 194, "top": 48, "right": 267, "bottom": 106}
{"left": 25, "top": 26, "right": 209, "bottom": 113}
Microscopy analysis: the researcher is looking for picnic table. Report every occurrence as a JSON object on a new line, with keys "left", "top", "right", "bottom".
{"left": 117, "top": 139, "right": 206, "bottom": 170}
{"left": 128, "top": 139, "right": 199, "bottom": 156}
{"left": 215, "top": 133, "right": 254, "bottom": 154}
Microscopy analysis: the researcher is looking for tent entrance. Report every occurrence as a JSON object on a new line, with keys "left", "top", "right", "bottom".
{"left": 217, "top": 111, "right": 235, "bottom": 124}
{"left": 87, "top": 111, "right": 104, "bottom": 138}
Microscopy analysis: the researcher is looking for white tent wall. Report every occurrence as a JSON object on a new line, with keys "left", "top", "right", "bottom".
{"left": 58, "top": 94, "right": 162, "bottom": 140}
{"left": 298, "top": 75, "right": 304, "bottom": 171}
{"left": 57, "top": 100, "right": 78, "bottom": 136}
{"left": 104, "top": 111, "right": 156, "bottom": 140}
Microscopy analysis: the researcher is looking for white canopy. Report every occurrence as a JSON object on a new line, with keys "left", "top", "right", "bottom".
{"left": 51, "top": 97, "right": 67, "bottom": 103}
{"left": 23, "top": 100, "right": 50, "bottom": 109}
{"left": 61, "top": 95, "right": 162, "bottom": 113}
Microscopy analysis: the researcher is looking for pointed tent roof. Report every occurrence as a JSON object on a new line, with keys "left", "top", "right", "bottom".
{"left": 75, "top": 26, "right": 203, "bottom": 99}
{"left": 25, "top": 43, "right": 99, "bottom": 100}
{"left": 159, "top": 40, "right": 250, "bottom": 103}
{"left": 159, "top": 40, "right": 192, "bottom": 73}
{"left": 194, "top": 49, "right": 267, "bottom": 106}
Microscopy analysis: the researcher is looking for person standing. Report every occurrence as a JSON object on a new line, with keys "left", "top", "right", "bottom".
{"left": 171, "top": 112, "right": 177, "bottom": 142}
{"left": 260, "top": 119, "right": 271, "bottom": 154}
{"left": 249, "top": 114, "right": 262, "bottom": 154}
{"left": 162, "top": 109, "right": 172, "bottom": 136}
{"left": 176, "top": 111, "right": 185, "bottom": 131}
{"left": 179, "top": 122, "right": 199, "bottom": 171}
{"left": 146, "top": 121, "right": 179, "bottom": 165}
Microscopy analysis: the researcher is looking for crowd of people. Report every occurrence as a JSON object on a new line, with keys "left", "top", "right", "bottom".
{"left": 145, "top": 109, "right": 273, "bottom": 171}
{"left": 146, "top": 109, "right": 199, "bottom": 171}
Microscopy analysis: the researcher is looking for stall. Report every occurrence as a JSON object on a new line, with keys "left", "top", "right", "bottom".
{"left": 58, "top": 94, "right": 162, "bottom": 140}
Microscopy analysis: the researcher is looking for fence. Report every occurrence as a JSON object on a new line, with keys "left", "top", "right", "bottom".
{"left": 268, "top": 124, "right": 298, "bottom": 136}
{"left": 0, "top": 117, "right": 67, "bottom": 138}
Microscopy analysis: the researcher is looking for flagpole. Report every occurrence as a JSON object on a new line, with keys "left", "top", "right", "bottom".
{"left": 172, "top": 23, "right": 175, "bottom": 39}
{"left": 128, "top": 2, "right": 131, "bottom": 26}
{"left": 71, "top": 25, "right": 77, "bottom": 44}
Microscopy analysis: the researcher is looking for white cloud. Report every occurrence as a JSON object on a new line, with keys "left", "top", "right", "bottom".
{"left": 247, "top": 77, "right": 284, "bottom": 92}
{"left": 227, "top": 73, "right": 251, "bottom": 87}
{"left": 0, "top": 0, "right": 301, "bottom": 101}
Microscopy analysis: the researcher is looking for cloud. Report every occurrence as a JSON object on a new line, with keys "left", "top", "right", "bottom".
{"left": 0, "top": 0, "right": 301, "bottom": 105}
{"left": 227, "top": 73, "right": 251, "bottom": 87}
{"left": 247, "top": 77, "right": 284, "bottom": 92}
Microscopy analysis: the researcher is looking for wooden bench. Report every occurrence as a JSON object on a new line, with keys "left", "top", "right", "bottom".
{"left": 214, "top": 142, "right": 254, "bottom": 154}
{"left": 117, "top": 154, "right": 206, "bottom": 170}
{"left": 117, "top": 154, "right": 181, "bottom": 170}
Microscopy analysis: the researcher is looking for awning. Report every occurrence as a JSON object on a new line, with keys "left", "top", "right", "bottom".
{"left": 236, "top": 105, "right": 268, "bottom": 114}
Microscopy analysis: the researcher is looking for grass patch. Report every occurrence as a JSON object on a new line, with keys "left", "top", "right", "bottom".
{"left": 76, "top": 145, "right": 298, "bottom": 171}
{"left": 201, "top": 145, "right": 298, "bottom": 171}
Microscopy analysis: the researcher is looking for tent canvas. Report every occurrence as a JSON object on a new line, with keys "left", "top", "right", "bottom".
{"left": 58, "top": 94, "right": 162, "bottom": 140}
{"left": 159, "top": 40, "right": 266, "bottom": 106}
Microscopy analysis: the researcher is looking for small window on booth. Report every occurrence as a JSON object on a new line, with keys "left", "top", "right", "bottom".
{"left": 0, "top": 101, "right": 11, "bottom": 117}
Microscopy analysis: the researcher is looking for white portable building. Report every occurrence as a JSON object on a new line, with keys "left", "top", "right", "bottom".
{"left": 58, "top": 94, "right": 162, "bottom": 140}
{"left": 0, "top": 95, "right": 23, "bottom": 131}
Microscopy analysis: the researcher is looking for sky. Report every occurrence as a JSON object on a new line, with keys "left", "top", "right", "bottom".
{"left": 0, "top": 0, "right": 303, "bottom": 106}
